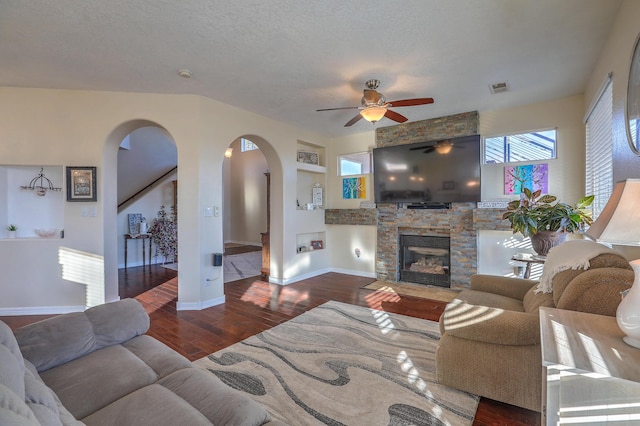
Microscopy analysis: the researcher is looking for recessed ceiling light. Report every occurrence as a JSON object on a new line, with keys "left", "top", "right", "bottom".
{"left": 178, "top": 69, "right": 192, "bottom": 79}
{"left": 489, "top": 81, "right": 509, "bottom": 94}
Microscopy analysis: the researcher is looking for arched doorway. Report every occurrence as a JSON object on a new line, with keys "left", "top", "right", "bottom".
{"left": 116, "top": 127, "right": 178, "bottom": 296}
{"left": 102, "top": 120, "right": 178, "bottom": 303}
{"left": 222, "top": 134, "right": 282, "bottom": 284}
{"left": 223, "top": 136, "right": 269, "bottom": 282}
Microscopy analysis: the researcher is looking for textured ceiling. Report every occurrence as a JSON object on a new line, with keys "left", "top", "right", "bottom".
{"left": 0, "top": 0, "right": 622, "bottom": 137}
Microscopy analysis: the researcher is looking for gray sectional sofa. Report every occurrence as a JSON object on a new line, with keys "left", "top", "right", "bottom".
{"left": 0, "top": 298, "right": 274, "bottom": 425}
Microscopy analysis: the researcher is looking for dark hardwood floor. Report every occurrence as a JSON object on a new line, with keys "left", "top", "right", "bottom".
{"left": 2, "top": 266, "right": 540, "bottom": 426}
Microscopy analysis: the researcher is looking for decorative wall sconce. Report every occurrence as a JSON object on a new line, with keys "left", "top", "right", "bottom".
{"left": 19, "top": 168, "right": 62, "bottom": 196}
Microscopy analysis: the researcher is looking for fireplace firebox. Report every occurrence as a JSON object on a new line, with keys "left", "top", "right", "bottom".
{"left": 399, "top": 235, "right": 450, "bottom": 287}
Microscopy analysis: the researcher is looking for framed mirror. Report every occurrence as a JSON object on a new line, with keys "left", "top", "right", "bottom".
{"left": 626, "top": 34, "right": 640, "bottom": 155}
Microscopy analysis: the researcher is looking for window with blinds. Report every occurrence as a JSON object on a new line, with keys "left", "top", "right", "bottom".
{"left": 585, "top": 78, "right": 613, "bottom": 220}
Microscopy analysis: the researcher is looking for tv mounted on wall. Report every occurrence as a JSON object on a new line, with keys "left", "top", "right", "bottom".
{"left": 373, "top": 134, "right": 481, "bottom": 206}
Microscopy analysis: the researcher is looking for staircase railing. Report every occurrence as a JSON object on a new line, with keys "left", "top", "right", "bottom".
{"left": 118, "top": 166, "right": 177, "bottom": 212}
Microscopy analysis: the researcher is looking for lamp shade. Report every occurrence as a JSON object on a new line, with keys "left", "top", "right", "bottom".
{"left": 585, "top": 179, "right": 640, "bottom": 245}
{"left": 360, "top": 106, "right": 387, "bottom": 123}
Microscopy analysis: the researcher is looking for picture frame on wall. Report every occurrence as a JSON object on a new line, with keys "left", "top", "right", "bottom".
{"left": 66, "top": 166, "right": 97, "bottom": 202}
{"left": 297, "top": 150, "right": 320, "bottom": 165}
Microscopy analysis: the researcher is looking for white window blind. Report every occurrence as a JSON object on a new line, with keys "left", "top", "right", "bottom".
{"left": 585, "top": 78, "right": 613, "bottom": 219}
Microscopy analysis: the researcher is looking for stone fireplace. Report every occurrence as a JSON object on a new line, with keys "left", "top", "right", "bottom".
{"left": 376, "top": 203, "right": 476, "bottom": 289}
{"left": 326, "top": 111, "right": 511, "bottom": 290}
{"left": 399, "top": 234, "right": 450, "bottom": 287}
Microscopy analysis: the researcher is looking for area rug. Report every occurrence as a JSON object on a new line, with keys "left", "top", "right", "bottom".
{"left": 194, "top": 301, "right": 478, "bottom": 425}
{"left": 363, "top": 281, "right": 460, "bottom": 303}
{"left": 224, "top": 251, "right": 262, "bottom": 283}
{"left": 160, "top": 262, "right": 178, "bottom": 271}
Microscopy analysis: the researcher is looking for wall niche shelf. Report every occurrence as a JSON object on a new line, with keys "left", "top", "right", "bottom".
{"left": 296, "top": 162, "right": 326, "bottom": 174}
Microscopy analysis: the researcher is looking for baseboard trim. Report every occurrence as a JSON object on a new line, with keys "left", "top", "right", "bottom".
{"left": 0, "top": 305, "right": 86, "bottom": 316}
{"left": 176, "top": 295, "right": 225, "bottom": 311}
{"left": 329, "top": 268, "right": 377, "bottom": 278}
{"left": 268, "top": 267, "right": 375, "bottom": 286}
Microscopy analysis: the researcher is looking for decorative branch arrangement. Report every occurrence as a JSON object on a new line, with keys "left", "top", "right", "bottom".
{"left": 148, "top": 205, "right": 177, "bottom": 263}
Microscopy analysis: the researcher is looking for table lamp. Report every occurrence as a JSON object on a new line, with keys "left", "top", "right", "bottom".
{"left": 585, "top": 178, "right": 640, "bottom": 348}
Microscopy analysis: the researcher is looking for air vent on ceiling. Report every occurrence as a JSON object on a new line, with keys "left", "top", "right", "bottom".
{"left": 489, "top": 81, "right": 509, "bottom": 94}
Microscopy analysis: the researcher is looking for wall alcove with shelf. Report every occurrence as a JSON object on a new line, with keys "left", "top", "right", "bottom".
{"left": 295, "top": 141, "right": 328, "bottom": 268}
{"left": 0, "top": 165, "right": 64, "bottom": 239}
{"left": 296, "top": 140, "right": 326, "bottom": 209}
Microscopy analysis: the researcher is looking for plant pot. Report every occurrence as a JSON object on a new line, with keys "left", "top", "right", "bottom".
{"left": 7, "top": 230, "right": 16, "bottom": 239}
{"left": 530, "top": 231, "right": 568, "bottom": 256}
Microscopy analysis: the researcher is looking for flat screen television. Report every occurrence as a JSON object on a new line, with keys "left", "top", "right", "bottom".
{"left": 373, "top": 135, "right": 481, "bottom": 205}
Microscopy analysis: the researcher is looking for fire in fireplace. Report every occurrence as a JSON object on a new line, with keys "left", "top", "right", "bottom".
{"left": 399, "top": 235, "right": 450, "bottom": 287}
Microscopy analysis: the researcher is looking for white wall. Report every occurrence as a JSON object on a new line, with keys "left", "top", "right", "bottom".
{"left": 480, "top": 94, "right": 586, "bottom": 203}
{"left": 324, "top": 131, "right": 377, "bottom": 277}
{"left": 0, "top": 87, "right": 329, "bottom": 313}
{"left": 225, "top": 138, "right": 268, "bottom": 246}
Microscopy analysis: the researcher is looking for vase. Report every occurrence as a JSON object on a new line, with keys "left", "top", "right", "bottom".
{"left": 7, "top": 230, "right": 16, "bottom": 239}
{"left": 530, "top": 231, "right": 568, "bottom": 256}
{"left": 617, "top": 259, "right": 640, "bottom": 348}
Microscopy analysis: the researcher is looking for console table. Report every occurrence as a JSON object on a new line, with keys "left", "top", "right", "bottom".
{"left": 124, "top": 234, "right": 152, "bottom": 269}
{"left": 540, "top": 307, "right": 640, "bottom": 424}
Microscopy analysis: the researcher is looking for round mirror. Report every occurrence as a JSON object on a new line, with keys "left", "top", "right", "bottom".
{"left": 627, "top": 34, "right": 640, "bottom": 155}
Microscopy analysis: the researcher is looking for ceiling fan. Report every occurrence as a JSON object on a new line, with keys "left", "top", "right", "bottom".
{"left": 409, "top": 140, "right": 462, "bottom": 155}
{"left": 316, "top": 79, "right": 434, "bottom": 127}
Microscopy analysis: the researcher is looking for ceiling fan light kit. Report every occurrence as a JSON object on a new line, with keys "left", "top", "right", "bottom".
{"left": 360, "top": 106, "right": 387, "bottom": 123}
{"left": 317, "top": 79, "right": 434, "bottom": 127}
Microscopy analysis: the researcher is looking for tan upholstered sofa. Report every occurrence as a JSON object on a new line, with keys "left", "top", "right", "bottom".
{"left": 0, "top": 298, "right": 276, "bottom": 425}
{"left": 435, "top": 250, "right": 634, "bottom": 412}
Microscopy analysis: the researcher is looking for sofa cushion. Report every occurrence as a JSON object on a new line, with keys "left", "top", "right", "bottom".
{"left": 82, "top": 368, "right": 271, "bottom": 426}
{"left": 23, "top": 361, "right": 83, "bottom": 426}
{"left": 40, "top": 342, "right": 159, "bottom": 419}
{"left": 158, "top": 368, "right": 271, "bottom": 425}
{"left": 16, "top": 299, "right": 149, "bottom": 373}
{"left": 84, "top": 298, "right": 150, "bottom": 349}
{"left": 16, "top": 313, "right": 95, "bottom": 373}
{"left": 0, "top": 383, "right": 40, "bottom": 426}
{"left": 81, "top": 383, "right": 214, "bottom": 426}
{"left": 121, "top": 335, "right": 192, "bottom": 378}
{"left": 454, "top": 289, "right": 525, "bottom": 312}
{"left": 0, "top": 320, "right": 26, "bottom": 398}
{"left": 522, "top": 287, "right": 554, "bottom": 314}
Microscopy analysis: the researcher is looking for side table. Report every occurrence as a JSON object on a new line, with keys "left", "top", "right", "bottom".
{"left": 511, "top": 253, "right": 546, "bottom": 278}
{"left": 540, "top": 307, "right": 640, "bottom": 424}
{"left": 124, "top": 234, "right": 152, "bottom": 269}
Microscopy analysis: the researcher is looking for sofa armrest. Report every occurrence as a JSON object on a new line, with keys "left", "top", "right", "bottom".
{"left": 15, "top": 299, "right": 149, "bottom": 372}
{"left": 470, "top": 274, "right": 538, "bottom": 300}
{"left": 440, "top": 300, "right": 540, "bottom": 345}
{"left": 556, "top": 267, "right": 634, "bottom": 316}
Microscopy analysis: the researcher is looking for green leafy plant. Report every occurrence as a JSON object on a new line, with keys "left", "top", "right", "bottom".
{"left": 6, "top": 224, "right": 17, "bottom": 231}
{"left": 502, "top": 188, "right": 594, "bottom": 238}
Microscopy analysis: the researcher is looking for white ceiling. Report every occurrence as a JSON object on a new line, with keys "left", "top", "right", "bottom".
{"left": 0, "top": 0, "right": 622, "bottom": 137}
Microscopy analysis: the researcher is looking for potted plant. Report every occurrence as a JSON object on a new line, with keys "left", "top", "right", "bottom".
{"left": 6, "top": 224, "right": 17, "bottom": 239}
{"left": 502, "top": 188, "right": 594, "bottom": 255}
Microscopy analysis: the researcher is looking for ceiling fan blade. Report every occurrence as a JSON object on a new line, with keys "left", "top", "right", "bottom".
{"left": 344, "top": 114, "right": 363, "bottom": 127}
{"left": 409, "top": 144, "right": 432, "bottom": 151}
{"left": 316, "top": 106, "right": 360, "bottom": 111}
{"left": 388, "top": 98, "right": 435, "bottom": 107}
{"left": 384, "top": 109, "right": 408, "bottom": 123}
